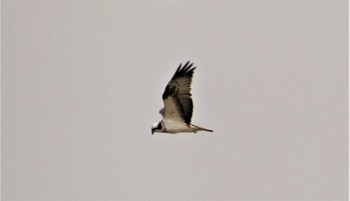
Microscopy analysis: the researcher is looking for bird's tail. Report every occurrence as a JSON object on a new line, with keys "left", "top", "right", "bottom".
{"left": 190, "top": 124, "right": 213, "bottom": 133}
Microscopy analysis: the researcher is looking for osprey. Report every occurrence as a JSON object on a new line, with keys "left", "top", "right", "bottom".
{"left": 152, "top": 61, "right": 213, "bottom": 134}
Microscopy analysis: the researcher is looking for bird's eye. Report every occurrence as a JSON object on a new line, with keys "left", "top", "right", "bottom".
{"left": 157, "top": 123, "right": 162, "bottom": 129}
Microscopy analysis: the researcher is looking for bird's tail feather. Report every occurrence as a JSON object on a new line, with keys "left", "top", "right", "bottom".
{"left": 190, "top": 124, "right": 213, "bottom": 132}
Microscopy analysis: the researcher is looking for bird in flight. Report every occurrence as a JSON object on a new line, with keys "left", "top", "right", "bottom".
{"left": 152, "top": 61, "right": 213, "bottom": 134}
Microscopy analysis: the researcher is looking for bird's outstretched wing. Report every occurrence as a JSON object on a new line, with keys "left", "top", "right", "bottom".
{"left": 160, "top": 61, "right": 196, "bottom": 124}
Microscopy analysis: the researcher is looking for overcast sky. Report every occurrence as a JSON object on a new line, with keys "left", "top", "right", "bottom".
{"left": 2, "top": 1, "right": 348, "bottom": 201}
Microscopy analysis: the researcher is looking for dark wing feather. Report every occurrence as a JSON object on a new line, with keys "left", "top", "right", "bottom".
{"left": 162, "top": 61, "right": 196, "bottom": 124}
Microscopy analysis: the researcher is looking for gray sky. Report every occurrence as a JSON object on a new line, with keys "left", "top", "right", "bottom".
{"left": 2, "top": 1, "right": 348, "bottom": 201}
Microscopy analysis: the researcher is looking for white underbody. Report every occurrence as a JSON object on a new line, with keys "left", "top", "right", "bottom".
{"left": 162, "top": 119, "right": 197, "bottom": 133}
{"left": 155, "top": 97, "right": 212, "bottom": 134}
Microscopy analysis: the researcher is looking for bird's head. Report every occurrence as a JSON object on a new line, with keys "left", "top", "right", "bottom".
{"left": 151, "top": 121, "right": 164, "bottom": 135}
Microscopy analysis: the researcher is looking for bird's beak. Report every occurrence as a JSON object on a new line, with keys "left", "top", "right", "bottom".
{"left": 151, "top": 129, "right": 154, "bottom": 135}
